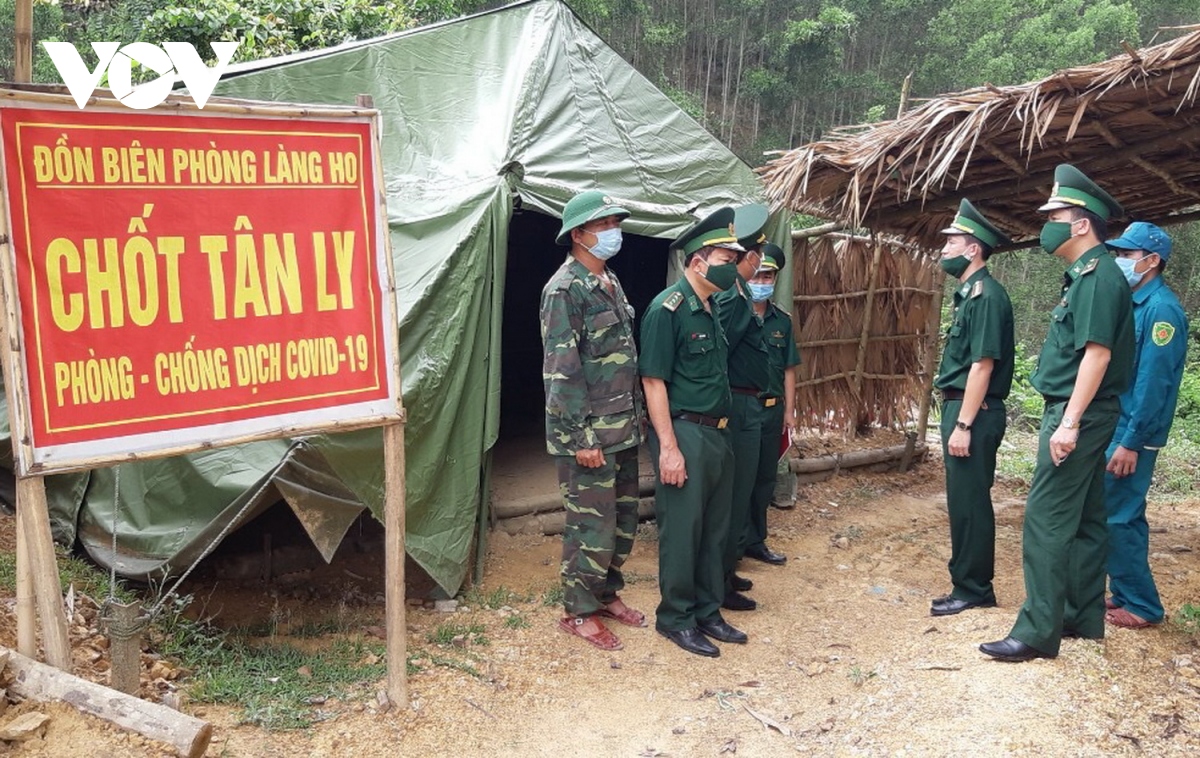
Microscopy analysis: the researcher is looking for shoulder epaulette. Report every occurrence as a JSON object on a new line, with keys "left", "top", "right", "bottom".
{"left": 970, "top": 280, "right": 984, "bottom": 299}
{"left": 1079, "top": 257, "right": 1099, "bottom": 276}
{"left": 663, "top": 291, "right": 685, "bottom": 312}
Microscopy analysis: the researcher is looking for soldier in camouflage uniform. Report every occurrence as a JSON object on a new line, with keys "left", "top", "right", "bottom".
{"left": 542, "top": 190, "right": 646, "bottom": 652}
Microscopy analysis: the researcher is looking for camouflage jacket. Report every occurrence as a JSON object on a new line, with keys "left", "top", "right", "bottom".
{"left": 541, "top": 257, "right": 644, "bottom": 455}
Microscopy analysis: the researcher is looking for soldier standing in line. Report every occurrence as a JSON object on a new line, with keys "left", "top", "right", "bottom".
{"left": 542, "top": 190, "right": 646, "bottom": 652}
{"left": 981, "top": 164, "right": 1134, "bottom": 661}
{"left": 713, "top": 203, "right": 771, "bottom": 614}
{"left": 1102, "top": 222, "right": 1189, "bottom": 630}
{"left": 740, "top": 243, "right": 800, "bottom": 571}
{"left": 929, "top": 199, "right": 1015, "bottom": 617}
{"left": 640, "top": 207, "right": 748, "bottom": 658}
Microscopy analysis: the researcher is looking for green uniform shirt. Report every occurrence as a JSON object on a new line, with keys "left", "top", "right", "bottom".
{"left": 1032, "top": 244, "right": 1135, "bottom": 400}
{"left": 715, "top": 276, "right": 771, "bottom": 392}
{"left": 761, "top": 303, "right": 801, "bottom": 399}
{"left": 541, "top": 257, "right": 643, "bottom": 455}
{"left": 934, "top": 268, "right": 1015, "bottom": 399}
{"left": 639, "top": 276, "right": 731, "bottom": 417}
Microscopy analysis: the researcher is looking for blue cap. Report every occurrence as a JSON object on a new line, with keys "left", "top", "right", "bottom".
{"left": 1107, "top": 221, "right": 1172, "bottom": 261}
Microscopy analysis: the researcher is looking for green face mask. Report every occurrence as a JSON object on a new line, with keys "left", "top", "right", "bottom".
{"left": 1040, "top": 221, "right": 1074, "bottom": 254}
{"left": 939, "top": 253, "right": 972, "bottom": 278}
{"left": 703, "top": 261, "right": 739, "bottom": 290}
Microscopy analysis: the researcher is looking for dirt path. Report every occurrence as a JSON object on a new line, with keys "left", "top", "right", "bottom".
{"left": 2, "top": 462, "right": 1199, "bottom": 757}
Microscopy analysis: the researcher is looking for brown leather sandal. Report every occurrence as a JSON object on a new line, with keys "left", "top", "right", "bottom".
{"left": 596, "top": 598, "right": 647, "bottom": 628}
{"left": 557, "top": 615, "right": 623, "bottom": 650}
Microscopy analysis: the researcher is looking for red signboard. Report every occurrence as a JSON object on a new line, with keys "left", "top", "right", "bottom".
{"left": 0, "top": 104, "right": 399, "bottom": 473}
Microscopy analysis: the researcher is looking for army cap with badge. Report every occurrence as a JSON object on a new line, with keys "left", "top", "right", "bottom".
{"left": 1038, "top": 164, "right": 1123, "bottom": 220}
{"left": 757, "top": 242, "right": 786, "bottom": 274}
{"left": 940, "top": 198, "right": 1012, "bottom": 251}
{"left": 671, "top": 207, "right": 745, "bottom": 260}
{"left": 556, "top": 190, "right": 631, "bottom": 246}
{"left": 733, "top": 204, "right": 770, "bottom": 251}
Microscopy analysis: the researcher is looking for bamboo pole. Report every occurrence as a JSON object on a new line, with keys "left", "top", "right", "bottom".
{"left": 15, "top": 506, "right": 34, "bottom": 656}
{"left": 17, "top": 477, "right": 71, "bottom": 671}
{"left": 382, "top": 422, "right": 406, "bottom": 708}
{"left": 791, "top": 221, "right": 845, "bottom": 240}
{"left": 14, "top": 0, "right": 33, "bottom": 84}
{"left": 915, "top": 274, "right": 947, "bottom": 443}
{"left": 793, "top": 285, "right": 937, "bottom": 302}
{"left": 851, "top": 238, "right": 886, "bottom": 409}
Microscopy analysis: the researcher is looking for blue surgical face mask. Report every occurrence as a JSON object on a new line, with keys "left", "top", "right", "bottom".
{"left": 586, "top": 228, "right": 623, "bottom": 260}
{"left": 748, "top": 282, "right": 775, "bottom": 302}
{"left": 1114, "top": 255, "right": 1147, "bottom": 288}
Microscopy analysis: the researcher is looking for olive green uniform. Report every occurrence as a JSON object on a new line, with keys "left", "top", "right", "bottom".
{"left": 746, "top": 303, "right": 799, "bottom": 551}
{"left": 639, "top": 276, "right": 734, "bottom": 632}
{"left": 715, "top": 276, "right": 769, "bottom": 586}
{"left": 934, "top": 269, "right": 1014, "bottom": 604}
{"left": 1010, "top": 245, "right": 1134, "bottom": 654}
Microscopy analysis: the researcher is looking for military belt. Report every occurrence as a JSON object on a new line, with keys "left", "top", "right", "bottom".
{"left": 674, "top": 412, "right": 729, "bottom": 429}
{"left": 1042, "top": 395, "right": 1069, "bottom": 406}
{"left": 731, "top": 386, "right": 778, "bottom": 407}
{"left": 940, "top": 388, "right": 965, "bottom": 401}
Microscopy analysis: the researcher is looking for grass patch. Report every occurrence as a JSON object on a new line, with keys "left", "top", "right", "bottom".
{"left": 503, "top": 615, "right": 530, "bottom": 630}
{"left": 0, "top": 547, "right": 136, "bottom": 604}
{"left": 427, "top": 621, "right": 488, "bottom": 647}
{"left": 151, "top": 595, "right": 386, "bottom": 730}
{"left": 622, "top": 570, "right": 657, "bottom": 586}
{"left": 540, "top": 585, "right": 564, "bottom": 607}
{"left": 1172, "top": 603, "right": 1200, "bottom": 639}
{"left": 462, "top": 584, "right": 528, "bottom": 610}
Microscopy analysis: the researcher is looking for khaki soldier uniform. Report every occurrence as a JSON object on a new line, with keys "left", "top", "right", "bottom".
{"left": 542, "top": 197, "right": 643, "bottom": 621}
{"left": 1004, "top": 165, "right": 1134, "bottom": 657}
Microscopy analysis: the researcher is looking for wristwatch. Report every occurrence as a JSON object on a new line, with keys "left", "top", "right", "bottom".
{"left": 955, "top": 420, "right": 972, "bottom": 431}
{"left": 1061, "top": 415, "right": 1078, "bottom": 430}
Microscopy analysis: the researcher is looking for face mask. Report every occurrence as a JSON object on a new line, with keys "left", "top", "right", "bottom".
{"left": 939, "top": 253, "right": 973, "bottom": 278}
{"left": 585, "top": 228, "right": 622, "bottom": 260}
{"left": 1114, "top": 256, "right": 1147, "bottom": 288}
{"left": 1040, "top": 220, "right": 1074, "bottom": 254}
{"left": 702, "top": 260, "right": 739, "bottom": 290}
{"left": 748, "top": 282, "right": 775, "bottom": 302}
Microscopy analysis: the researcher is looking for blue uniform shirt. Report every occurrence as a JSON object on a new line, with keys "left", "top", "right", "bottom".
{"left": 1115, "top": 276, "right": 1189, "bottom": 451}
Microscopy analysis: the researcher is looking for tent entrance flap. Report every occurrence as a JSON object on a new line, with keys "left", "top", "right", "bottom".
{"left": 490, "top": 208, "right": 668, "bottom": 525}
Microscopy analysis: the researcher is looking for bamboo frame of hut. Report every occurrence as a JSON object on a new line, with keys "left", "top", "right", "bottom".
{"left": 791, "top": 232, "right": 939, "bottom": 434}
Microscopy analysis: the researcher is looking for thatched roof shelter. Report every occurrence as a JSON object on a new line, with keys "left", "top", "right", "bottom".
{"left": 762, "top": 28, "right": 1200, "bottom": 248}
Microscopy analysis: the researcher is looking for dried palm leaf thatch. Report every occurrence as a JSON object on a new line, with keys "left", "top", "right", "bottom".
{"left": 762, "top": 29, "right": 1200, "bottom": 249}
{"left": 791, "top": 233, "right": 939, "bottom": 433}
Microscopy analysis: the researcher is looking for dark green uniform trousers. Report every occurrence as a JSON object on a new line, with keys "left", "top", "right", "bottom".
{"left": 940, "top": 399, "right": 1006, "bottom": 604}
{"left": 557, "top": 447, "right": 640, "bottom": 616}
{"left": 649, "top": 419, "right": 734, "bottom": 632}
{"left": 744, "top": 402, "right": 784, "bottom": 554}
{"left": 723, "top": 393, "right": 761, "bottom": 589}
{"left": 1010, "top": 398, "right": 1119, "bottom": 655}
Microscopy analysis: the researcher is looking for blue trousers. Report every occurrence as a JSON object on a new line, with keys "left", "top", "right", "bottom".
{"left": 1103, "top": 440, "right": 1164, "bottom": 623}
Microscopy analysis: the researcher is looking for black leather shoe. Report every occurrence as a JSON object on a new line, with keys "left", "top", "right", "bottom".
{"left": 698, "top": 618, "right": 748, "bottom": 644}
{"left": 930, "top": 597, "right": 996, "bottom": 616}
{"left": 731, "top": 574, "right": 753, "bottom": 592}
{"left": 722, "top": 591, "right": 757, "bottom": 611}
{"left": 658, "top": 627, "right": 720, "bottom": 657}
{"left": 744, "top": 544, "right": 787, "bottom": 565}
{"left": 979, "top": 637, "right": 1055, "bottom": 662}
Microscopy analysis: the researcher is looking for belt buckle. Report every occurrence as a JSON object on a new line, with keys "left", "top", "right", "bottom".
{"left": 717, "top": 417, "right": 728, "bottom": 429}
{"left": 764, "top": 398, "right": 777, "bottom": 407}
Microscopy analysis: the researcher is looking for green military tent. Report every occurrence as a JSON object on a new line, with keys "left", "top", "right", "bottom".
{"left": 21, "top": 0, "right": 778, "bottom": 596}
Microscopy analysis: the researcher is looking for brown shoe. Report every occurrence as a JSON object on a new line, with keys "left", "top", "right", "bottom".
{"left": 596, "top": 597, "right": 647, "bottom": 628}
{"left": 558, "top": 615, "right": 623, "bottom": 650}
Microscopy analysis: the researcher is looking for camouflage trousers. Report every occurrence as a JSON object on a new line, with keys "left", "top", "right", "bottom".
{"left": 557, "top": 447, "right": 640, "bottom": 616}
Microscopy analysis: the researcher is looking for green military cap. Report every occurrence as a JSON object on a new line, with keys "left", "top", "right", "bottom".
{"left": 940, "top": 198, "right": 1012, "bottom": 249}
{"left": 733, "top": 203, "right": 769, "bottom": 250}
{"left": 671, "top": 207, "right": 743, "bottom": 257}
{"left": 758, "top": 241, "right": 786, "bottom": 272}
{"left": 1038, "top": 164, "right": 1123, "bottom": 220}
{"left": 556, "top": 190, "right": 630, "bottom": 246}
